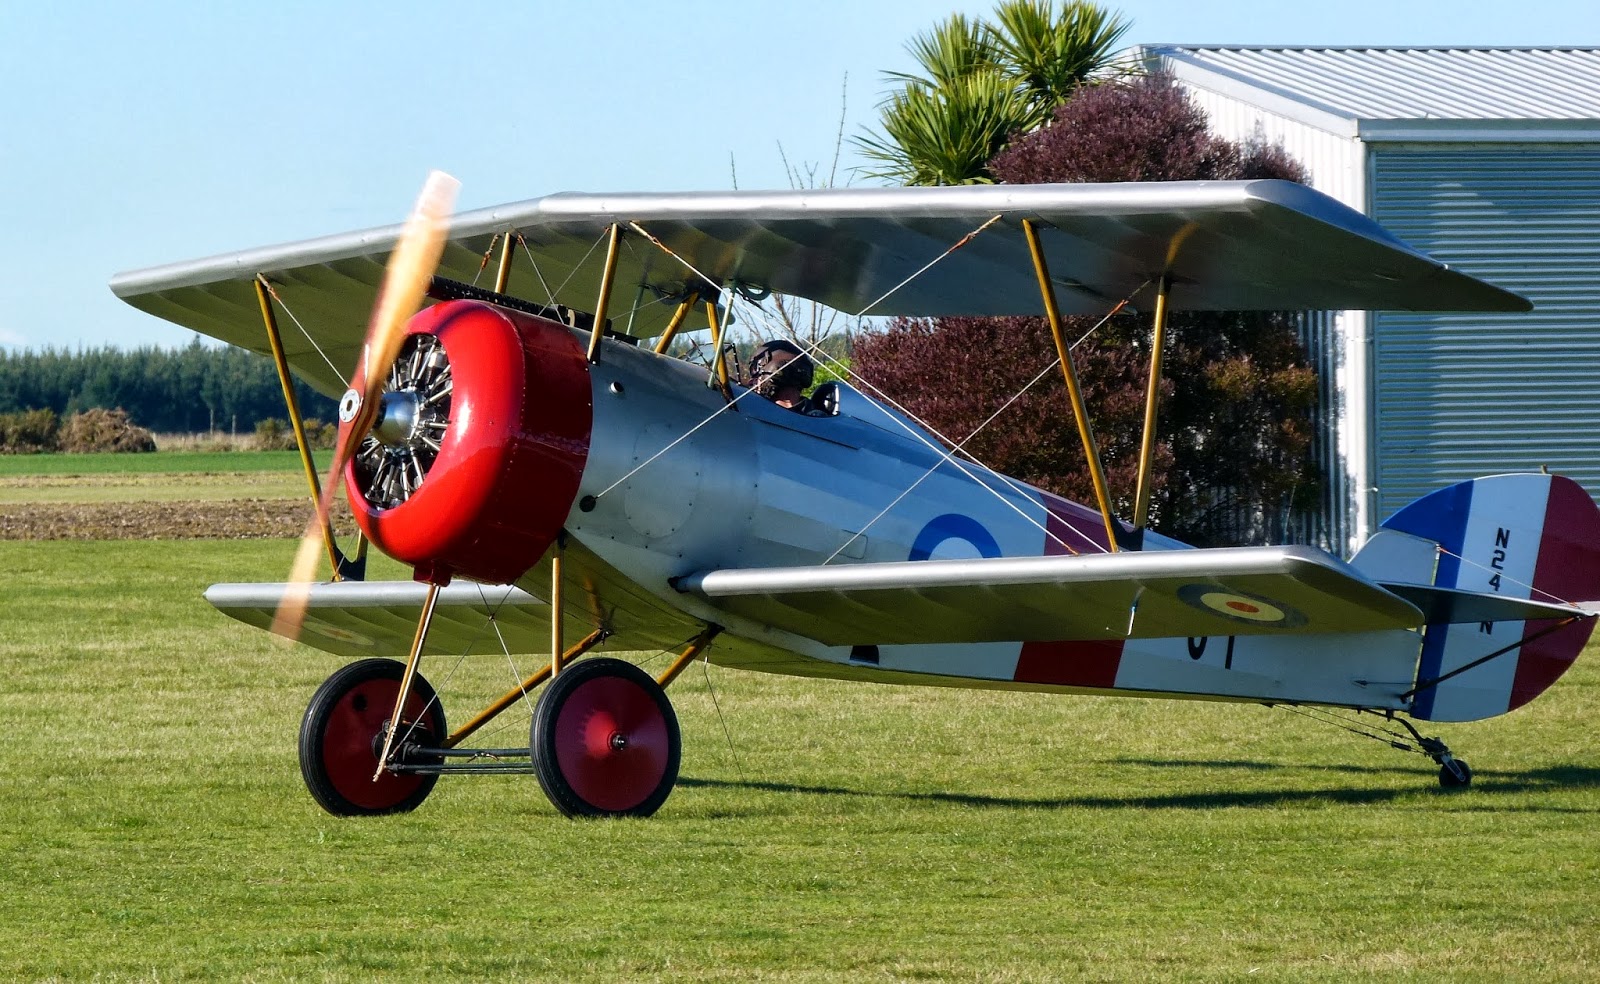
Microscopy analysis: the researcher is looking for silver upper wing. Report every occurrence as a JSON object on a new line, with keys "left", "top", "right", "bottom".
{"left": 111, "top": 180, "right": 1530, "bottom": 397}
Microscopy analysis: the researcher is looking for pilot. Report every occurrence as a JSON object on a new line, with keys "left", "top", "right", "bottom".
{"left": 744, "top": 339, "right": 828, "bottom": 416}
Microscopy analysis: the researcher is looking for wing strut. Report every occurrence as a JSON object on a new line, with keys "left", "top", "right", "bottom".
{"left": 1132, "top": 273, "right": 1173, "bottom": 535}
{"left": 704, "top": 299, "right": 735, "bottom": 402}
{"left": 1022, "top": 219, "right": 1119, "bottom": 552}
{"left": 585, "top": 224, "right": 624, "bottom": 363}
{"left": 653, "top": 290, "right": 700, "bottom": 354}
{"left": 253, "top": 276, "right": 365, "bottom": 580}
{"left": 493, "top": 230, "right": 516, "bottom": 294}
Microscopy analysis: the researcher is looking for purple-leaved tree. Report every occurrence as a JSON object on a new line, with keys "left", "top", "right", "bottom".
{"left": 854, "top": 74, "right": 1320, "bottom": 546}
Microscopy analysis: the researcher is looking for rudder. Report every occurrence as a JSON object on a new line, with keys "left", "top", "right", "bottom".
{"left": 1360, "top": 474, "right": 1600, "bottom": 722}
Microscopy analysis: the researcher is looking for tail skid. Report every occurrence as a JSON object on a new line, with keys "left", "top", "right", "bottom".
{"left": 1354, "top": 474, "right": 1600, "bottom": 722}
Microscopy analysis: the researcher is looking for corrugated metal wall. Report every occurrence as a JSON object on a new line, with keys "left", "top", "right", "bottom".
{"left": 1181, "top": 85, "right": 1369, "bottom": 553}
{"left": 1182, "top": 87, "right": 1366, "bottom": 208}
{"left": 1369, "top": 145, "right": 1600, "bottom": 518}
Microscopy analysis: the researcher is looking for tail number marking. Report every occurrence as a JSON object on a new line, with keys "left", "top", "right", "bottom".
{"left": 1481, "top": 526, "right": 1512, "bottom": 635}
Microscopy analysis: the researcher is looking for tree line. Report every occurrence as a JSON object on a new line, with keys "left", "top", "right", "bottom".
{"left": 0, "top": 341, "right": 338, "bottom": 434}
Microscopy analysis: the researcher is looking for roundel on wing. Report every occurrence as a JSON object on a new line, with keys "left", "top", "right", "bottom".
{"left": 910, "top": 514, "right": 1001, "bottom": 561}
{"left": 302, "top": 620, "right": 377, "bottom": 648}
{"left": 1177, "top": 584, "right": 1307, "bottom": 628}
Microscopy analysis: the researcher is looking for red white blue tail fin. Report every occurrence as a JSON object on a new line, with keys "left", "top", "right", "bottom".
{"left": 1352, "top": 474, "right": 1600, "bottom": 722}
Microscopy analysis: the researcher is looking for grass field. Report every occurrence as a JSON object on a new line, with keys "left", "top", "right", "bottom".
{"left": 3, "top": 453, "right": 1598, "bottom": 981}
{"left": 0, "top": 449, "right": 305, "bottom": 477}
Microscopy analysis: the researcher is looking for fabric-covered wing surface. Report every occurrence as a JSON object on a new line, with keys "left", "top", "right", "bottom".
{"left": 111, "top": 180, "right": 1529, "bottom": 397}
{"left": 205, "top": 581, "right": 552, "bottom": 659}
{"left": 680, "top": 546, "right": 1432, "bottom": 647}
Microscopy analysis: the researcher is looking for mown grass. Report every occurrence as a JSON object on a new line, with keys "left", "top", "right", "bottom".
{"left": 2, "top": 465, "right": 1599, "bottom": 980}
{"left": 5, "top": 540, "right": 1599, "bottom": 981}
{"left": 0, "top": 449, "right": 302, "bottom": 477}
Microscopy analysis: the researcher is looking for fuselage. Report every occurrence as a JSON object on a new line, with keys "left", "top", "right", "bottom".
{"left": 547, "top": 332, "right": 1421, "bottom": 712}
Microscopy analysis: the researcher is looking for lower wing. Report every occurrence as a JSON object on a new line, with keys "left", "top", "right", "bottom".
{"left": 679, "top": 545, "right": 1581, "bottom": 647}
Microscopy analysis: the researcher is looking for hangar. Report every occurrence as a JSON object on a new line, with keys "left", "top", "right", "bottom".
{"left": 1143, "top": 46, "right": 1600, "bottom": 554}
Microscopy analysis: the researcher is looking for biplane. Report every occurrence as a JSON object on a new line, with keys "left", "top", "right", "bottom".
{"left": 110, "top": 176, "right": 1600, "bottom": 818}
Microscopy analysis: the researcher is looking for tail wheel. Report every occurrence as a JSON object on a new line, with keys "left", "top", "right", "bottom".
{"left": 1439, "top": 759, "right": 1473, "bottom": 789}
{"left": 531, "top": 657, "right": 680, "bottom": 818}
{"left": 299, "top": 658, "right": 447, "bottom": 816}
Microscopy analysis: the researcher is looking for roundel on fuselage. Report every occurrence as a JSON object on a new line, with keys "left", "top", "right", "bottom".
{"left": 909, "top": 513, "right": 1001, "bottom": 561}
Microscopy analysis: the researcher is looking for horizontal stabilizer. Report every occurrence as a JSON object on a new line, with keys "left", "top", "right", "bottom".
{"left": 680, "top": 545, "right": 1424, "bottom": 647}
{"left": 1377, "top": 582, "right": 1589, "bottom": 626}
{"left": 206, "top": 581, "right": 549, "bottom": 658}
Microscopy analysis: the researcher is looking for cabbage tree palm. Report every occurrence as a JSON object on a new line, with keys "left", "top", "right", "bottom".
{"left": 857, "top": 0, "right": 1131, "bottom": 185}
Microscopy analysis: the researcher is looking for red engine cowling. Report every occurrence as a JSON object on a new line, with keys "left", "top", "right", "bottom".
{"left": 341, "top": 300, "right": 592, "bottom": 585}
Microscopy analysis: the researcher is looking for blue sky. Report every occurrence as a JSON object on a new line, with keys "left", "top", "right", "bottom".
{"left": 3, "top": 0, "right": 1597, "bottom": 352}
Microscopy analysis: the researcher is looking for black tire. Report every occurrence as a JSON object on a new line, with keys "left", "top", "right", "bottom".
{"left": 299, "top": 658, "right": 446, "bottom": 816}
{"left": 531, "top": 657, "right": 680, "bottom": 818}
{"left": 1438, "top": 759, "right": 1473, "bottom": 789}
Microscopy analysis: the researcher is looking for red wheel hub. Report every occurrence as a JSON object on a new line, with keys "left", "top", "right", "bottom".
{"left": 320, "top": 679, "right": 435, "bottom": 811}
{"left": 553, "top": 677, "right": 672, "bottom": 812}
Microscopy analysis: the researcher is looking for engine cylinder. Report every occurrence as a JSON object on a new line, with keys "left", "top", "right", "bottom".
{"left": 342, "top": 300, "right": 592, "bottom": 584}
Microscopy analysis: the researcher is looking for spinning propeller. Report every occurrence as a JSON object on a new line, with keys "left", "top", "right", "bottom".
{"left": 271, "top": 171, "right": 460, "bottom": 640}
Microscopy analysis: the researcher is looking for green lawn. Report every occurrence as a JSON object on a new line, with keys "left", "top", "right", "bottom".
{"left": 0, "top": 449, "right": 303, "bottom": 477}
{"left": 3, "top": 536, "right": 1598, "bottom": 981}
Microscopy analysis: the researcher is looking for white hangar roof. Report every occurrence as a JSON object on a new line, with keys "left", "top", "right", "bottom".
{"left": 1141, "top": 46, "right": 1600, "bottom": 140}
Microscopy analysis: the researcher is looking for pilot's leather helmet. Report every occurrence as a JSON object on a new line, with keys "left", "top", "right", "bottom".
{"left": 746, "top": 339, "right": 814, "bottom": 395}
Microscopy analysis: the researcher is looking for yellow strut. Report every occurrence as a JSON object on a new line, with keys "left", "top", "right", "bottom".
{"left": 493, "top": 232, "right": 516, "bottom": 294}
{"left": 653, "top": 291, "right": 700, "bottom": 354}
{"left": 254, "top": 277, "right": 343, "bottom": 576}
{"left": 1021, "top": 220, "right": 1120, "bottom": 552}
{"left": 443, "top": 628, "right": 606, "bottom": 748}
{"left": 1132, "top": 275, "right": 1172, "bottom": 532}
{"left": 585, "top": 224, "right": 623, "bottom": 363}
{"left": 656, "top": 626, "right": 722, "bottom": 689}
{"left": 549, "top": 544, "right": 566, "bottom": 676}
{"left": 373, "top": 581, "right": 441, "bottom": 780}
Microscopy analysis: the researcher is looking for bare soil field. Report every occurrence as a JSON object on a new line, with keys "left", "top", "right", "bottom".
{"left": 0, "top": 459, "right": 352, "bottom": 540}
{"left": 0, "top": 497, "right": 355, "bottom": 540}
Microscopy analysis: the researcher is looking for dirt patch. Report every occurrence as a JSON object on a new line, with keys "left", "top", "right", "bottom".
{"left": 0, "top": 499, "right": 356, "bottom": 540}
{"left": 0, "top": 472, "right": 272, "bottom": 490}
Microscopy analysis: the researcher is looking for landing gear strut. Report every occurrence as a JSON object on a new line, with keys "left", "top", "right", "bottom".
{"left": 298, "top": 658, "right": 447, "bottom": 815}
{"left": 1270, "top": 704, "right": 1474, "bottom": 790}
{"left": 1394, "top": 716, "right": 1472, "bottom": 790}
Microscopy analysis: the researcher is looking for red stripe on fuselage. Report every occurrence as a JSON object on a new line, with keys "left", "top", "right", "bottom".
{"left": 1015, "top": 491, "right": 1124, "bottom": 688}
{"left": 1511, "top": 478, "right": 1600, "bottom": 710}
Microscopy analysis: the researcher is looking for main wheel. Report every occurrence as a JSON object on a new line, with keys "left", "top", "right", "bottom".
{"left": 531, "top": 657, "right": 680, "bottom": 818}
{"left": 299, "top": 658, "right": 447, "bottom": 816}
{"left": 1438, "top": 759, "right": 1473, "bottom": 789}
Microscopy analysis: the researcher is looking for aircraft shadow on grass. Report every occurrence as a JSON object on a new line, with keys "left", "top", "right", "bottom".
{"left": 677, "top": 764, "right": 1600, "bottom": 814}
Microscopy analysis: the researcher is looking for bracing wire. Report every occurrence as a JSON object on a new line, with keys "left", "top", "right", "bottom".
{"left": 700, "top": 657, "right": 746, "bottom": 781}
{"left": 1270, "top": 703, "right": 1430, "bottom": 756}
{"left": 514, "top": 233, "right": 561, "bottom": 309}
{"left": 852, "top": 214, "right": 1004, "bottom": 317}
{"left": 260, "top": 278, "right": 346, "bottom": 387}
{"left": 628, "top": 213, "right": 1139, "bottom": 557}
{"left": 1435, "top": 544, "right": 1579, "bottom": 607}
{"left": 819, "top": 298, "right": 1134, "bottom": 563}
